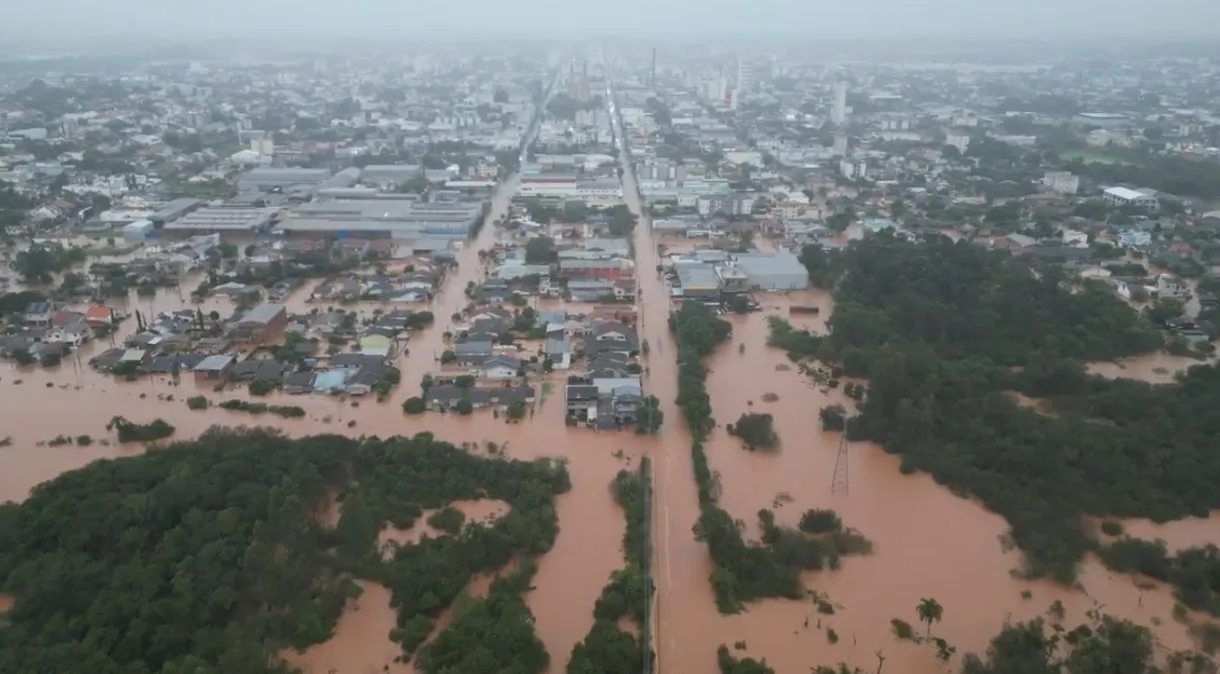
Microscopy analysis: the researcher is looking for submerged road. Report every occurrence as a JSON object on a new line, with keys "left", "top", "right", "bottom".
{"left": 605, "top": 74, "right": 701, "bottom": 674}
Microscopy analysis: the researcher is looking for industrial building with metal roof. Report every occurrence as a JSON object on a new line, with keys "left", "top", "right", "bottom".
{"left": 162, "top": 206, "right": 279, "bottom": 233}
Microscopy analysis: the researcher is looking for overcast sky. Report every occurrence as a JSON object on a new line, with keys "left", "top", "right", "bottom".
{"left": 2, "top": 0, "right": 1218, "bottom": 43}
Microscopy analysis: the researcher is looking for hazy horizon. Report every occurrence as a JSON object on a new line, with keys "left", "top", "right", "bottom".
{"left": 2, "top": 0, "right": 1220, "bottom": 46}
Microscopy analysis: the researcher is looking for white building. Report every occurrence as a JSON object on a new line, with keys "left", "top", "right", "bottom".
{"left": 831, "top": 82, "right": 848, "bottom": 125}
{"left": 839, "top": 159, "right": 867, "bottom": 180}
{"left": 1155, "top": 273, "right": 1190, "bottom": 299}
{"left": 1103, "top": 186, "right": 1159, "bottom": 210}
{"left": 946, "top": 131, "right": 971, "bottom": 154}
{"left": 1042, "top": 171, "right": 1080, "bottom": 195}
{"left": 736, "top": 58, "right": 755, "bottom": 97}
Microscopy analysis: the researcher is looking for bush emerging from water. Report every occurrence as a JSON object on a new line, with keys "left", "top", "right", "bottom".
{"left": 798, "top": 509, "right": 843, "bottom": 534}
{"left": 727, "top": 413, "right": 778, "bottom": 451}
{"left": 185, "top": 395, "right": 209, "bottom": 410}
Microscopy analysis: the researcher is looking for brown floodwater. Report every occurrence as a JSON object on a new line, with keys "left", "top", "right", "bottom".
{"left": 0, "top": 173, "right": 654, "bottom": 673}
{"left": 377, "top": 499, "right": 511, "bottom": 558}
{"left": 5, "top": 154, "right": 1217, "bottom": 674}
{"left": 1087, "top": 352, "right": 1213, "bottom": 384}
{"left": 609, "top": 154, "right": 1217, "bottom": 674}
{"left": 282, "top": 580, "right": 412, "bottom": 674}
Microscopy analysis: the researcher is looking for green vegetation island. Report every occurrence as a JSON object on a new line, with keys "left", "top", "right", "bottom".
{"left": 0, "top": 427, "right": 570, "bottom": 674}
{"left": 776, "top": 232, "right": 1220, "bottom": 602}
{"left": 567, "top": 458, "right": 654, "bottom": 674}
{"left": 669, "top": 301, "right": 873, "bottom": 614}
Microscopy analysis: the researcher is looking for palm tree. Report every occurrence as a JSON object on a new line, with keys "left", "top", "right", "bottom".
{"left": 916, "top": 597, "right": 943, "bottom": 637}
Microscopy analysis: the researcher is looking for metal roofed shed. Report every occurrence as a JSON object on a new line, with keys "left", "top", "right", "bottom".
{"left": 733, "top": 250, "right": 810, "bottom": 291}
{"left": 238, "top": 167, "right": 333, "bottom": 193}
{"left": 162, "top": 206, "right": 279, "bottom": 233}
{"left": 149, "top": 198, "right": 204, "bottom": 225}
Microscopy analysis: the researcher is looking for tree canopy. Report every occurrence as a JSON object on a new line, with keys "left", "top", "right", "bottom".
{"left": 0, "top": 427, "right": 570, "bottom": 674}
{"left": 786, "top": 232, "right": 1220, "bottom": 583}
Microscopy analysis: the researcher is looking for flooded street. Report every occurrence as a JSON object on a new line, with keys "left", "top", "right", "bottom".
{"left": 0, "top": 154, "right": 652, "bottom": 672}
{"left": 605, "top": 100, "right": 1220, "bottom": 673}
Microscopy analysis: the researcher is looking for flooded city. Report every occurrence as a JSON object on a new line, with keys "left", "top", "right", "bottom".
{"left": 3, "top": 37, "right": 1220, "bottom": 674}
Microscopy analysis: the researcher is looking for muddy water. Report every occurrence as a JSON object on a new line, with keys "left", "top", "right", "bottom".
{"left": 282, "top": 580, "right": 412, "bottom": 674}
{"left": 1087, "top": 352, "right": 1213, "bottom": 384}
{"left": 605, "top": 109, "right": 1217, "bottom": 674}
{"left": 378, "top": 499, "right": 511, "bottom": 555}
{"left": 0, "top": 172, "right": 654, "bottom": 672}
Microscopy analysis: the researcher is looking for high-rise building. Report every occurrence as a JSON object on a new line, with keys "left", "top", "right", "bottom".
{"left": 736, "top": 58, "right": 755, "bottom": 97}
{"left": 650, "top": 47, "right": 657, "bottom": 89}
{"left": 831, "top": 82, "right": 848, "bottom": 125}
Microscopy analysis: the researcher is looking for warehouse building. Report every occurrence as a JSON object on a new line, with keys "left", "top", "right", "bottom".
{"left": 238, "top": 167, "right": 333, "bottom": 193}
{"left": 360, "top": 164, "right": 423, "bottom": 188}
{"left": 275, "top": 199, "right": 482, "bottom": 238}
{"left": 674, "top": 263, "right": 721, "bottom": 301}
{"left": 733, "top": 249, "right": 810, "bottom": 291}
{"left": 149, "top": 198, "right": 204, "bottom": 226}
{"left": 162, "top": 206, "right": 279, "bottom": 234}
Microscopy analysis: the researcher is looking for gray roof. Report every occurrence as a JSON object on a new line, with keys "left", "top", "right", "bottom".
{"left": 454, "top": 340, "right": 494, "bottom": 356}
{"left": 240, "top": 167, "right": 332, "bottom": 186}
{"left": 675, "top": 264, "right": 720, "bottom": 288}
{"left": 163, "top": 206, "right": 277, "bottom": 231}
{"left": 238, "top": 303, "right": 286, "bottom": 326}
{"left": 733, "top": 250, "right": 807, "bottom": 276}
{"left": 193, "top": 354, "right": 235, "bottom": 372}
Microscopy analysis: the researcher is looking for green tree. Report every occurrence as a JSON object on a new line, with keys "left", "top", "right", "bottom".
{"left": 917, "top": 597, "right": 943, "bottom": 636}
{"left": 634, "top": 395, "right": 664, "bottom": 434}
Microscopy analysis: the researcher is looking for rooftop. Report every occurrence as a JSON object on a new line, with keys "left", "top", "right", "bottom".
{"left": 163, "top": 206, "right": 278, "bottom": 231}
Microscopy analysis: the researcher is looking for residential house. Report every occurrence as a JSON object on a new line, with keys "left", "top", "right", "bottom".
{"left": 47, "top": 311, "right": 91, "bottom": 346}
{"left": 23, "top": 301, "right": 55, "bottom": 327}
{"left": 565, "top": 384, "right": 601, "bottom": 421}
{"left": 480, "top": 354, "right": 522, "bottom": 380}
{"left": 84, "top": 305, "right": 114, "bottom": 328}
{"left": 453, "top": 340, "right": 494, "bottom": 365}
{"left": 232, "top": 303, "right": 288, "bottom": 343}
{"left": 1156, "top": 273, "right": 1191, "bottom": 299}
{"left": 569, "top": 279, "right": 616, "bottom": 302}
{"left": 192, "top": 354, "right": 235, "bottom": 379}
{"left": 426, "top": 385, "right": 535, "bottom": 412}
{"left": 282, "top": 371, "right": 316, "bottom": 393}
{"left": 469, "top": 306, "right": 513, "bottom": 322}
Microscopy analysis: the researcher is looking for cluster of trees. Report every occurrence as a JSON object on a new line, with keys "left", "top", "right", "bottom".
{"left": 1098, "top": 538, "right": 1220, "bottom": 616}
{"left": 0, "top": 428, "right": 571, "bottom": 673}
{"left": 669, "top": 302, "right": 872, "bottom": 613}
{"left": 567, "top": 459, "right": 654, "bottom": 674}
{"left": 1071, "top": 154, "right": 1220, "bottom": 200}
{"left": 104, "top": 416, "right": 175, "bottom": 443}
{"left": 726, "top": 413, "right": 778, "bottom": 451}
{"left": 215, "top": 399, "right": 306, "bottom": 418}
{"left": 13, "top": 244, "right": 87, "bottom": 284}
{"left": 789, "top": 232, "right": 1220, "bottom": 582}
{"left": 634, "top": 395, "right": 664, "bottom": 435}
{"left": 788, "top": 610, "right": 1198, "bottom": 674}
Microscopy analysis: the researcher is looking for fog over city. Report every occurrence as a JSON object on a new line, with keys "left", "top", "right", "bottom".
{"left": 2, "top": 0, "right": 1220, "bottom": 46}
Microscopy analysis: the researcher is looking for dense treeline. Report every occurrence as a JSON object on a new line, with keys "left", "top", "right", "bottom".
{"left": 788, "top": 232, "right": 1220, "bottom": 582}
{"left": 669, "top": 302, "right": 871, "bottom": 613}
{"left": 567, "top": 459, "right": 654, "bottom": 674}
{"left": 1098, "top": 538, "right": 1220, "bottom": 617}
{"left": 717, "top": 645, "right": 775, "bottom": 674}
{"left": 0, "top": 427, "right": 569, "bottom": 674}
{"left": 105, "top": 415, "right": 175, "bottom": 443}
{"left": 809, "top": 613, "right": 1200, "bottom": 674}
